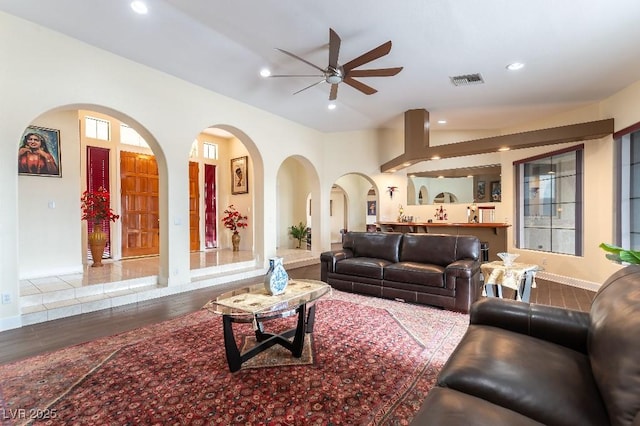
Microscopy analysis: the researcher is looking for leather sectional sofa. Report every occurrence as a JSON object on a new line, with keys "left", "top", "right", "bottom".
{"left": 411, "top": 265, "right": 640, "bottom": 426}
{"left": 320, "top": 231, "right": 481, "bottom": 313}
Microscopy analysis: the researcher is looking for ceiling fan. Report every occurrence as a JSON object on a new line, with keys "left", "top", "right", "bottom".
{"left": 269, "top": 28, "right": 403, "bottom": 101}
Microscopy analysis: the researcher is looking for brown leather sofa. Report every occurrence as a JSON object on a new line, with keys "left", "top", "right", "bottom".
{"left": 320, "top": 232, "right": 481, "bottom": 313}
{"left": 411, "top": 265, "right": 640, "bottom": 426}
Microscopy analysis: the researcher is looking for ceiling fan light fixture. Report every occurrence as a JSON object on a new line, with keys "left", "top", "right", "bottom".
{"left": 325, "top": 72, "right": 343, "bottom": 85}
{"left": 327, "top": 103, "right": 337, "bottom": 110}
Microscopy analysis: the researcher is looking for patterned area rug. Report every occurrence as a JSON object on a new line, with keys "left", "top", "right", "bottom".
{"left": 240, "top": 334, "right": 315, "bottom": 370}
{"left": 0, "top": 290, "right": 468, "bottom": 425}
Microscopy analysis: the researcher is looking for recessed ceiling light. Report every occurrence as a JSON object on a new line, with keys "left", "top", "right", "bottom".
{"left": 431, "top": 155, "right": 441, "bottom": 160}
{"left": 327, "top": 103, "right": 337, "bottom": 110}
{"left": 259, "top": 68, "right": 271, "bottom": 78}
{"left": 437, "top": 120, "right": 447, "bottom": 124}
{"left": 498, "top": 147, "right": 510, "bottom": 152}
{"left": 506, "top": 62, "right": 525, "bottom": 71}
{"left": 130, "top": 1, "right": 148, "bottom": 14}
{"left": 402, "top": 162, "right": 412, "bottom": 167}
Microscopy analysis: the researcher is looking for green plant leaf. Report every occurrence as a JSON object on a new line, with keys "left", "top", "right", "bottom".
{"left": 599, "top": 242, "right": 623, "bottom": 254}
{"left": 600, "top": 242, "right": 640, "bottom": 264}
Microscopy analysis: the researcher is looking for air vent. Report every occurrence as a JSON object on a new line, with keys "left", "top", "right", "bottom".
{"left": 450, "top": 73, "right": 484, "bottom": 86}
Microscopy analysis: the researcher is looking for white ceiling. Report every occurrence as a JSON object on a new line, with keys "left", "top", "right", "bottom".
{"left": 2, "top": 0, "right": 639, "bottom": 133}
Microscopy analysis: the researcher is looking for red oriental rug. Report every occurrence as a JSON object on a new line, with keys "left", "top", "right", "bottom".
{"left": 0, "top": 290, "right": 468, "bottom": 425}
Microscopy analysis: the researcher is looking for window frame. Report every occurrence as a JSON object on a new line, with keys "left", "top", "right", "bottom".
{"left": 613, "top": 122, "right": 640, "bottom": 250}
{"left": 515, "top": 144, "right": 584, "bottom": 256}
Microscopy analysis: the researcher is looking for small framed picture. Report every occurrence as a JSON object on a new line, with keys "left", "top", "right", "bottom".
{"left": 367, "top": 201, "right": 377, "bottom": 216}
{"left": 477, "top": 181, "right": 486, "bottom": 200}
{"left": 231, "top": 156, "right": 248, "bottom": 194}
{"left": 491, "top": 181, "right": 501, "bottom": 202}
{"left": 18, "top": 126, "right": 61, "bottom": 177}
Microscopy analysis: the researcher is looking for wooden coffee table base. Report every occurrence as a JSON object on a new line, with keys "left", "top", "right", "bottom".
{"left": 222, "top": 303, "right": 317, "bottom": 372}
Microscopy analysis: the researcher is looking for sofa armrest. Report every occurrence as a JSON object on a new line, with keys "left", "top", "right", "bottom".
{"left": 320, "top": 249, "right": 354, "bottom": 281}
{"left": 445, "top": 259, "right": 479, "bottom": 278}
{"left": 470, "top": 297, "right": 591, "bottom": 353}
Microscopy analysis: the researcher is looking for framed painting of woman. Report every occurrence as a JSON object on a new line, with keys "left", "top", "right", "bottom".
{"left": 18, "top": 126, "right": 61, "bottom": 177}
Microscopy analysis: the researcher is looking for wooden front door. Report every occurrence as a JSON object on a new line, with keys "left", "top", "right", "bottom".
{"left": 120, "top": 151, "right": 160, "bottom": 258}
{"left": 189, "top": 161, "right": 200, "bottom": 251}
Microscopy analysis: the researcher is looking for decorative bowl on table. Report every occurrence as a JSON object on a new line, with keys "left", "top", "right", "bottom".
{"left": 497, "top": 252, "right": 519, "bottom": 267}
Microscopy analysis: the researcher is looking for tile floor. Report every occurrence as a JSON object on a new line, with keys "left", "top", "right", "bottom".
{"left": 18, "top": 248, "right": 320, "bottom": 326}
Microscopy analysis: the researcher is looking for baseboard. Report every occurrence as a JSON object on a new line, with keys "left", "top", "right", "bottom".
{"left": 0, "top": 315, "right": 22, "bottom": 332}
{"left": 536, "top": 271, "right": 600, "bottom": 292}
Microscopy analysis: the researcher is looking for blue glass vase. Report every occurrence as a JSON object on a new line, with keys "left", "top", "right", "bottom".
{"left": 264, "top": 257, "right": 289, "bottom": 296}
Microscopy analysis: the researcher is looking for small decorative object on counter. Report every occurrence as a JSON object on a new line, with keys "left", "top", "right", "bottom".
{"left": 467, "top": 202, "right": 478, "bottom": 223}
{"left": 264, "top": 257, "right": 289, "bottom": 295}
{"left": 497, "top": 252, "right": 519, "bottom": 267}
{"left": 434, "top": 205, "right": 447, "bottom": 221}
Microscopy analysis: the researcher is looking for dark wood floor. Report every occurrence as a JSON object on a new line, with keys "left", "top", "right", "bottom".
{"left": 0, "top": 264, "right": 595, "bottom": 365}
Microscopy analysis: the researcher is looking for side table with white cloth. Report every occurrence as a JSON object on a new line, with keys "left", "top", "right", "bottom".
{"left": 480, "top": 261, "right": 541, "bottom": 302}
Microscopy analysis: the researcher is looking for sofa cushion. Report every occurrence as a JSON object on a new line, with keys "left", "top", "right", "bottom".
{"left": 437, "top": 325, "right": 609, "bottom": 426}
{"left": 410, "top": 387, "right": 545, "bottom": 426}
{"left": 384, "top": 262, "right": 445, "bottom": 287}
{"left": 334, "top": 257, "right": 390, "bottom": 280}
{"left": 588, "top": 265, "right": 640, "bottom": 426}
{"left": 348, "top": 232, "right": 403, "bottom": 263}
{"left": 400, "top": 233, "right": 479, "bottom": 266}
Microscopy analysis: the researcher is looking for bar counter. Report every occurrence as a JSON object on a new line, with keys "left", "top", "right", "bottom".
{"left": 376, "top": 222, "right": 510, "bottom": 262}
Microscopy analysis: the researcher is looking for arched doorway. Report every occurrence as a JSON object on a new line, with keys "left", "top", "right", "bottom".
{"left": 332, "top": 173, "right": 379, "bottom": 239}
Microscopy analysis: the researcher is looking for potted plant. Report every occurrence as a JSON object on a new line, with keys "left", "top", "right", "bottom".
{"left": 599, "top": 243, "right": 640, "bottom": 264}
{"left": 222, "top": 205, "right": 248, "bottom": 251}
{"left": 80, "top": 187, "right": 119, "bottom": 267}
{"left": 289, "top": 222, "right": 309, "bottom": 249}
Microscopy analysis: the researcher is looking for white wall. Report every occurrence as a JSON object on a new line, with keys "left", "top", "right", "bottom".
{"left": 18, "top": 110, "right": 83, "bottom": 278}
{"left": 0, "top": 12, "right": 340, "bottom": 328}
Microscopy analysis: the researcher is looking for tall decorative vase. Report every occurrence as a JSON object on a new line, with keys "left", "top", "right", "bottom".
{"left": 88, "top": 222, "right": 107, "bottom": 267}
{"left": 231, "top": 231, "right": 240, "bottom": 251}
{"left": 264, "top": 257, "right": 289, "bottom": 295}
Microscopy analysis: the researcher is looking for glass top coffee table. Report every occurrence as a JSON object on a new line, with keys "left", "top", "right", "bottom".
{"left": 203, "top": 279, "right": 331, "bottom": 372}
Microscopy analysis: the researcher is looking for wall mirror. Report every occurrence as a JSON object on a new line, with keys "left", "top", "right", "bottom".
{"left": 407, "top": 164, "right": 501, "bottom": 205}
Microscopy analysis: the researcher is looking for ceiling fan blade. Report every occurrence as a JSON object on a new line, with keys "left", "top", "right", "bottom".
{"left": 329, "top": 84, "right": 338, "bottom": 101}
{"left": 269, "top": 74, "right": 325, "bottom": 78}
{"left": 293, "top": 79, "right": 325, "bottom": 95}
{"left": 275, "top": 48, "right": 325, "bottom": 73}
{"left": 342, "top": 41, "right": 392, "bottom": 72}
{"left": 343, "top": 76, "right": 377, "bottom": 95}
{"left": 347, "top": 67, "right": 403, "bottom": 78}
{"left": 328, "top": 28, "right": 341, "bottom": 70}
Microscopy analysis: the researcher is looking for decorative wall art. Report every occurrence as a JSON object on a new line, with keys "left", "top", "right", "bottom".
{"left": 367, "top": 201, "right": 377, "bottom": 216}
{"left": 491, "top": 181, "right": 502, "bottom": 202}
{"left": 18, "top": 126, "right": 61, "bottom": 177}
{"left": 477, "top": 181, "right": 486, "bottom": 200}
{"left": 231, "top": 156, "right": 248, "bottom": 194}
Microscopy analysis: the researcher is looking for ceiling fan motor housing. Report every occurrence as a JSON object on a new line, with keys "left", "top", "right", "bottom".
{"left": 325, "top": 67, "right": 343, "bottom": 84}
